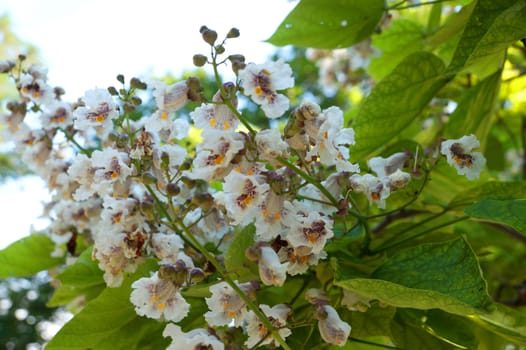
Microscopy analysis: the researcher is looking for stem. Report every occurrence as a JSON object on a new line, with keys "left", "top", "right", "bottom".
{"left": 349, "top": 337, "right": 403, "bottom": 349}
{"left": 371, "top": 215, "right": 469, "bottom": 254}
{"left": 276, "top": 156, "right": 339, "bottom": 208}
{"left": 177, "top": 221, "right": 292, "bottom": 350}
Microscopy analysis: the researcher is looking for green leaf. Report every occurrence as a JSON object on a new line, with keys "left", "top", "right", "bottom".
{"left": 465, "top": 198, "right": 526, "bottom": 234}
{"left": 266, "top": 0, "right": 385, "bottom": 49}
{"left": 449, "top": 181, "right": 526, "bottom": 209}
{"left": 45, "top": 260, "right": 159, "bottom": 350}
{"left": 350, "top": 52, "right": 450, "bottom": 160}
{"left": 369, "top": 19, "right": 426, "bottom": 80}
{"left": 448, "top": 0, "right": 526, "bottom": 75}
{"left": 346, "top": 305, "right": 396, "bottom": 339}
{"left": 476, "top": 303, "right": 526, "bottom": 345}
{"left": 335, "top": 238, "right": 493, "bottom": 315}
{"left": 47, "top": 247, "right": 105, "bottom": 307}
{"left": 0, "top": 233, "right": 64, "bottom": 278}
{"left": 444, "top": 69, "right": 502, "bottom": 147}
{"left": 391, "top": 309, "right": 462, "bottom": 350}
{"left": 224, "top": 223, "right": 258, "bottom": 282}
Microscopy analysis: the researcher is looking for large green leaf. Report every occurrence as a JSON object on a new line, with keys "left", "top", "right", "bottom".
{"left": 47, "top": 247, "right": 105, "bottom": 307}
{"left": 448, "top": 181, "right": 526, "bottom": 209}
{"left": 448, "top": 0, "right": 526, "bottom": 75}
{"left": 369, "top": 19, "right": 426, "bottom": 80}
{"left": 444, "top": 69, "right": 502, "bottom": 148}
{"left": 45, "top": 260, "right": 161, "bottom": 350}
{"left": 266, "top": 0, "right": 385, "bottom": 49}
{"left": 465, "top": 198, "right": 526, "bottom": 234}
{"left": 224, "top": 223, "right": 258, "bottom": 282}
{"left": 346, "top": 305, "right": 396, "bottom": 339}
{"left": 0, "top": 233, "right": 64, "bottom": 278}
{"left": 350, "top": 52, "right": 450, "bottom": 160}
{"left": 335, "top": 238, "right": 493, "bottom": 315}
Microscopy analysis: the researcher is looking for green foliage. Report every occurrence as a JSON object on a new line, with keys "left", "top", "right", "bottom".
{"left": 350, "top": 51, "right": 450, "bottom": 160}
{"left": 465, "top": 198, "right": 526, "bottom": 234}
{"left": 266, "top": 0, "right": 385, "bottom": 49}
{"left": 0, "top": 234, "right": 64, "bottom": 278}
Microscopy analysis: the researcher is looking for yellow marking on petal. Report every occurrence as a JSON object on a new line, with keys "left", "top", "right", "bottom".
{"left": 371, "top": 192, "right": 380, "bottom": 201}
{"left": 255, "top": 86, "right": 263, "bottom": 95}
{"left": 151, "top": 295, "right": 161, "bottom": 302}
{"left": 209, "top": 118, "right": 217, "bottom": 127}
{"left": 235, "top": 167, "right": 241, "bottom": 172}
{"left": 227, "top": 310, "right": 237, "bottom": 318}
{"left": 161, "top": 111, "right": 169, "bottom": 120}
{"left": 32, "top": 91, "right": 40, "bottom": 98}
{"left": 323, "top": 131, "right": 328, "bottom": 139}
{"left": 223, "top": 121, "right": 230, "bottom": 130}
{"left": 156, "top": 302, "right": 166, "bottom": 310}
{"left": 309, "top": 233, "right": 317, "bottom": 244}
{"left": 214, "top": 154, "right": 225, "bottom": 165}
{"left": 261, "top": 69, "right": 271, "bottom": 76}
{"left": 22, "top": 87, "right": 29, "bottom": 93}
{"left": 246, "top": 168, "right": 254, "bottom": 176}
{"left": 262, "top": 208, "right": 269, "bottom": 218}
{"left": 111, "top": 171, "right": 119, "bottom": 179}
{"left": 273, "top": 212, "right": 281, "bottom": 221}
{"left": 222, "top": 302, "right": 230, "bottom": 310}
{"left": 96, "top": 114, "right": 105, "bottom": 123}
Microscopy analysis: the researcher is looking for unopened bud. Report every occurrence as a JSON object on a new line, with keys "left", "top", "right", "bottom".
{"left": 166, "top": 183, "right": 181, "bottom": 196}
{"left": 180, "top": 176, "right": 196, "bottom": 189}
{"left": 54, "top": 86, "right": 66, "bottom": 99}
{"left": 116, "top": 74, "right": 125, "bottom": 84}
{"left": 226, "top": 28, "right": 240, "bottom": 38}
{"left": 142, "top": 171, "right": 157, "bottom": 185}
{"left": 123, "top": 102, "right": 135, "bottom": 114}
{"left": 215, "top": 45, "right": 225, "bottom": 54}
{"left": 130, "top": 77, "right": 147, "bottom": 90}
{"left": 305, "top": 288, "right": 328, "bottom": 305}
{"left": 18, "top": 54, "right": 27, "bottom": 61}
{"left": 316, "top": 305, "right": 351, "bottom": 346}
{"left": 193, "top": 54, "right": 208, "bottom": 67}
{"left": 131, "top": 96, "right": 142, "bottom": 106}
{"left": 202, "top": 29, "right": 218, "bottom": 45}
{"left": 191, "top": 192, "right": 214, "bottom": 211}
{"left": 107, "top": 86, "right": 119, "bottom": 96}
{"left": 189, "top": 268, "right": 206, "bottom": 283}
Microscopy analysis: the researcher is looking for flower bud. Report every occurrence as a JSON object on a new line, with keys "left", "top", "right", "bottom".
{"left": 215, "top": 45, "right": 225, "bottom": 54}
{"left": 191, "top": 192, "right": 214, "bottom": 211}
{"left": 166, "top": 182, "right": 181, "bottom": 196}
{"left": 130, "top": 77, "right": 147, "bottom": 90}
{"left": 305, "top": 288, "right": 328, "bottom": 305}
{"left": 228, "top": 54, "right": 245, "bottom": 62}
{"left": 142, "top": 171, "right": 157, "bottom": 185}
{"left": 116, "top": 74, "right": 125, "bottom": 84}
{"left": 189, "top": 268, "right": 206, "bottom": 283}
{"left": 193, "top": 54, "right": 208, "bottom": 67}
{"left": 107, "top": 86, "right": 119, "bottom": 96}
{"left": 226, "top": 27, "right": 240, "bottom": 38}
{"left": 202, "top": 28, "right": 218, "bottom": 45}
{"left": 131, "top": 96, "right": 142, "bottom": 106}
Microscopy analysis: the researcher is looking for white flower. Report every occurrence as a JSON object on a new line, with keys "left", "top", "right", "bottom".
{"left": 278, "top": 245, "right": 327, "bottom": 276}
{"left": 219, "top": 170, "right": 269, "bottom": 225}
{"left": 368, "top": 152, "right": 408, "bottom": 178}
{"left": 285, "top": 209, "right": 333, "bottom": 254}
{"left": 19, "top": 72, "right": 53, "bottom": 105}
{"left": 204, "top": 281, "right": 255, "bottom": 327}
{"left": 150, "top": 233, "right": 185, "bottom": 263}
{"left": 67, "top": 153, "right": 97, "bottom": 201}
{"left": 255, "top": 191, "right": 287, "bottom": 241}
{"left": 255, "top": 128, "right": 289, "bottom": 164}
{"left": 190, "top": 130, "right": 245, "bottom": 181}
{"left": 190, "top": 90, "right": 239, "bottom": 131}
{"left": 306, "top": 106, "right": 359, "bottom": 173}
{"left": 245, "top": 304, "right": 291, "bottom": 348}
{"left": 91, "top": 148, "right": 132, "bottom": 196}
{"left": 163, "top": 324, "right": 224, "bottom": 350}
{"left": 258, "top": 246, "right": 288, "bottom": 286}
{"left": 341, "top": 290, "right": 372, "bottom": 312}
{"left": 150, "top": 79, "right": 189, "bottom": 114}
{"left": 316, "top": 305, "right": 351, "bottom": 346}
{"left": 349, "top": 173, "right": 390, "bottom": 209}
{"left": 73, "top": 88, "right": 119, "bottom": 138}
{"left": 238, "top": 59, "right": 294, "bottom": 119}
{"left": 40, "top": 101, "right": 74, "bottom": 130}
{"left": 130, "top": 272, "right": 190, "bottom": 322}
{"left": 440, "top": 134, "right": 486, "bottom": 180}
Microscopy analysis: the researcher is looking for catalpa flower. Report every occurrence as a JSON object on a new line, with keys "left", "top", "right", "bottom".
{"left": 245, "top": 304, "right": 292, "bottom": 348}
{"left": 190, "top": 90, "right": 239, "bottom": 131}
{"left": 163, "top": 324, "right": 224, "bottom": 350}
{"left": 440, "top": 134, "right": 486, "bottom": 180}
{"left": 130, "top": 271, "right": 190, "bottom": 322}
{"left": 316, "top": 305, "right": 351, "bottom": 346}
{"left": 204, "top": 281, "right": 255, "bottom": 327}
{"left": 238, "top": 59, "right": 294, "bottom": 119}
{"left": 73, "top": 88, "right": 119, "bottom": 138}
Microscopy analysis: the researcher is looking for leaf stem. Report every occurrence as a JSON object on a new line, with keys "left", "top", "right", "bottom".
{"left": 389, "top": 0, "right": 453, "bottom": 11}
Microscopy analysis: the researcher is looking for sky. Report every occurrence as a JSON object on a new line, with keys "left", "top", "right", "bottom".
{"left": 0, "top": 0, "right": 298, "bottom": 248}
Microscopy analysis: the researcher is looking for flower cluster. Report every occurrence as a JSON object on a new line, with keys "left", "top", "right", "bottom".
{"left": 0, "top": 27, "right": 486, "bottom": 349}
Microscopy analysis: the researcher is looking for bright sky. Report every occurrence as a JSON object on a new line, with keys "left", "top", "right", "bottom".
{"left": 0, "top": 0, "right": 297, "bottom": 248}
